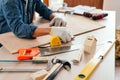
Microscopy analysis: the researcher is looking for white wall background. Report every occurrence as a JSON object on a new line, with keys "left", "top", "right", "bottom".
{"left": 103, "top": 0, "right": 120, "bottom": 29}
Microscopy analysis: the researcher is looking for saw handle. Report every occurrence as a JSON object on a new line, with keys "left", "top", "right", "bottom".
{"left": 17, "top": 48, "right": 40, "bottom": 60}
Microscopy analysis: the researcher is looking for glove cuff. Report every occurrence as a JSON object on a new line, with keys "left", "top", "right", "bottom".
{"left": 49, "top": 28, "right": 52, "bottom": 34}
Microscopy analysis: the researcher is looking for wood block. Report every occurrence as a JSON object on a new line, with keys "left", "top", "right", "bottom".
{"left": 84, "top": 36, "right": 97, "bottom": 54}
{"left": 31, "top": 69, "right": 48, "bottom": 80}
{"left": 72, "top": 48, "right": 83, "bottom": 64}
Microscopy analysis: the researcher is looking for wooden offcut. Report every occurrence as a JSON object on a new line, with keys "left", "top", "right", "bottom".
{"left": 84, "top": 36, "right": 97, "bottom": 54}
{"left": 0, "top": 14, "right": 105, "bottom": 54}
{"left": 31, "top": 70, "right": 48, "bottom": 80}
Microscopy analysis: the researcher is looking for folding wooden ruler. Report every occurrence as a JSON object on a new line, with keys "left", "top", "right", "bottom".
{"left": 74, "top": 41, "right": 115, "bottom": 80}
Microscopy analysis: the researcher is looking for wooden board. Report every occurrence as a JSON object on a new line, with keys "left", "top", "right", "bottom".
{"left": 0, "top": 32, "right": 51, "bottom": 54}
{"left": 0, "top": 14, "right": 105, "bottom": 54}
{"left": 65, "top": 14, "right": 105, "bottom": 36}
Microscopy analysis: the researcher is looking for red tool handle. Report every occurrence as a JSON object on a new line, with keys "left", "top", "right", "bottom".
{"left": 17, "top": 48, "right": 40, "bottom": 60}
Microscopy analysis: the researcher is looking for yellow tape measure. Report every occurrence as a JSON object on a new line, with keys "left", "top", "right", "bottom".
{"left": 50, "top": 36, "right": 61, "bottom": 47}
{"left": 74, "top": 41, "right": 115, "bottom": 80}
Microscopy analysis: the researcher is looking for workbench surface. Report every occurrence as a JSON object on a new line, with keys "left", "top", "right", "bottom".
{"left": 0, "top": 11, "right": 115, "bottom": 80}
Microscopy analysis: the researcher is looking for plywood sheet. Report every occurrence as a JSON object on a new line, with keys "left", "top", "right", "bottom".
{"left": 65, "top": 14, "right": 105, "bottom": 36}
{"left": 0, "top": 14, "right": 104, "bottom": 54}
{"left": 0, "top": 32, "right": 51, "bottom": 54}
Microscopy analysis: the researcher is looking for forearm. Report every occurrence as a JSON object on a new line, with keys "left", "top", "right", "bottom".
{"left": 49, "top": 13, "right": 56, "bottom": 20}
{"left": 32, "top": 27, "right": 51, "bottom": 37}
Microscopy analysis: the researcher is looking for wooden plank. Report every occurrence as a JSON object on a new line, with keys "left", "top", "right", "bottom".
{"left": 0, "top": 32, "right": 51, "bottom": 54}
{"left": 0, "top": 14, "right": 105, "bottom": 54}
{"left": 65, "top": 14, "right": 105, "bottom": 36}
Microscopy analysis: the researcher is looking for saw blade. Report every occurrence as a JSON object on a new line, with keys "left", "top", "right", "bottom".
{"left": 40, "top": 44, "right": 80, "bottom": 56}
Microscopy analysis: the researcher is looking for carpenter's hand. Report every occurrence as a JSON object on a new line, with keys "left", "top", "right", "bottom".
{"left": 50, "top": 17, "right": 67, "bottom": 27}
{"left": 50, "top": 27, "right": 73, "bottom": 43}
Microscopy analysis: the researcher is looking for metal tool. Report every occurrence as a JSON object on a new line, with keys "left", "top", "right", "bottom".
{"left": 43, "top": 59, "right": 71, "bottom": 80}
{"left": 17, "top": 36, "right": 61, "bottom": 60}
{"left": 0, "top": 57, "right": 48, "bottom": 63}
{"left": 17, "top": 35, "right": 77, "bottom": 59}
{"left": 74, "top": 41, "right": 114, "bottom": 80}
{"left": 40, "top": 44, "right": 80, "bottom": 56}
{"left": 0, "top": 59, "right": 53, "bottom": 72}
{"left": 17, "top": 44, "right": 79, "bottom": 58}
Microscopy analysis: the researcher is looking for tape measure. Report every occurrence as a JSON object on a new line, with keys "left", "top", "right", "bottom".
{"left": 50, "top": 36, "right": 61, "bottom": 47}
{"left": 74, "top": 41, "right": 114, "bottom": 80}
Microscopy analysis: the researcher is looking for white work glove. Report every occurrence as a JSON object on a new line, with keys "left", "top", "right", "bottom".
{"left": 50, "top": 27, "right": 73, "bottom": 43}
{"left": 50, "top": 17, "right": 67, "bottom": 27}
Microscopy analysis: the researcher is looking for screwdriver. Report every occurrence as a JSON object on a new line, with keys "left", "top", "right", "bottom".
{"left": 0, "top": 57, "right": 48, "bottom": 64}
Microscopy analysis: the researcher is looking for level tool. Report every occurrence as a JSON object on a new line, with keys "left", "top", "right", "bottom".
{"left": 74, "top": 41, "right": 114, "bottom": 80}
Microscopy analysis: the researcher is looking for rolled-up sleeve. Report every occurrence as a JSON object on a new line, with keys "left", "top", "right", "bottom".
{"left": 2, "top": 0, "right": 37, "bottom": 39}
{"left": 35, "top": 0, "right": 53, "bottom": 20}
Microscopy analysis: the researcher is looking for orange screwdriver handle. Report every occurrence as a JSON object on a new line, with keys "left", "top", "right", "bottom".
{"left": 17, "top": 48, "right": 40, "bottom": 60}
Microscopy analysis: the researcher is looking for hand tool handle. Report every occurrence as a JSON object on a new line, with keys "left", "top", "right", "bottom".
{"left": 43, "top": 63, "right": 61, "bottom": 80}
{"left": 17, "top": 48, "right": 40, "bottom": 60}
{"left": 32, "top": 57, "right": 48, "bottom": 63}
{"left": 0, "top": 43, "right": 3, "bottom": 48}
{"left": 46, "top": 64, "right": 63, "bottom": 80}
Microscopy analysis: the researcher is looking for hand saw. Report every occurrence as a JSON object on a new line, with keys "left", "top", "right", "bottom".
{"left": 74, "top": 41, "right": 115, "bottom": 80}
{"left": 39, "top": 44, "right": 80, "bottom": 56}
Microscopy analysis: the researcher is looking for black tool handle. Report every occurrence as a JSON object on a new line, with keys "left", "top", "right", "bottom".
{"left": 0, "top": 43, "right": 3, "bottom": 48}
{"left": 46, "top": 64, "right": 63, "bottom": 80}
